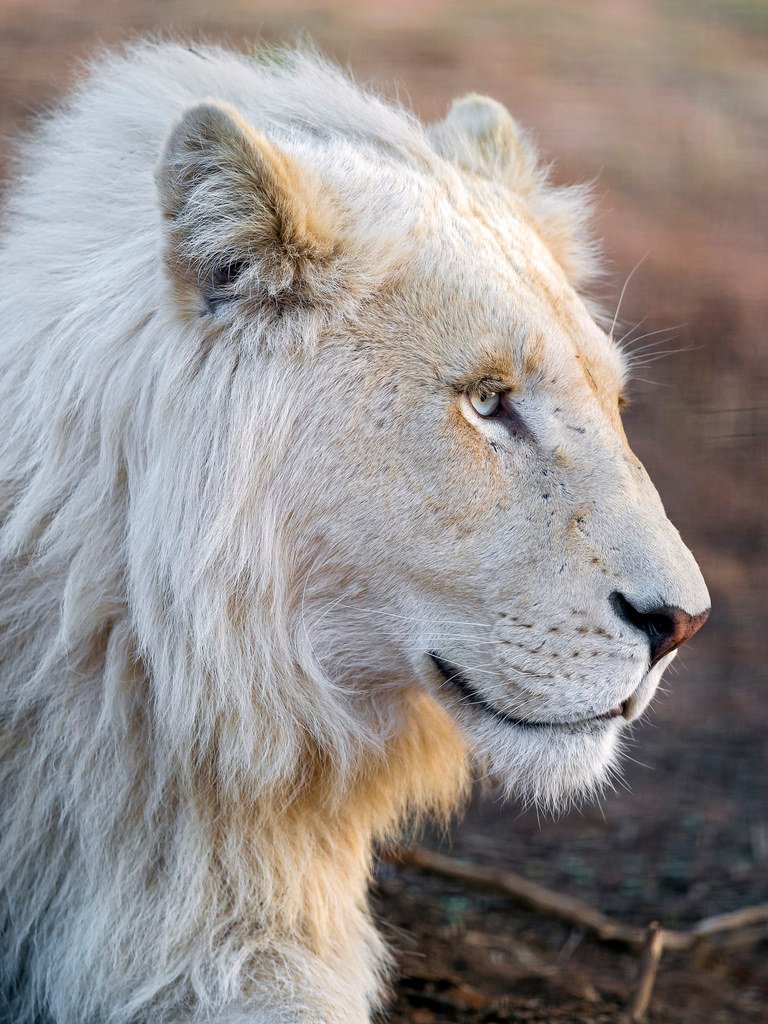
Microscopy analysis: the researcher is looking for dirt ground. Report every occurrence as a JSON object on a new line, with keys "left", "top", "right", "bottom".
{"left": 1, "top": 1, "right": 766, "bottom": 1021}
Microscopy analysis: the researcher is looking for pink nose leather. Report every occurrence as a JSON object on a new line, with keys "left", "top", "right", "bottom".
{"left": 611, "top": 593, "right": 710, "bottom": 665}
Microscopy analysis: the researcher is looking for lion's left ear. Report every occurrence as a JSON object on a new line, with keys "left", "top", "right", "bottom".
{"left": 156, "top": 100, "right": 341, "bottom": 315}
{"left": 430, "top": 95, "right": 599, "bottom": 289}
{"left": 429, "top": 94, "right": 539, "bottom": 195}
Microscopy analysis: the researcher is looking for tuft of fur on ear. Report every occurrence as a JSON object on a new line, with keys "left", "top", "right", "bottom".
{"left": 156, "top": 100, "right": 341, "bottom": 314}
{"left": 430, "top": 95, "right": 601, "bottom": 289}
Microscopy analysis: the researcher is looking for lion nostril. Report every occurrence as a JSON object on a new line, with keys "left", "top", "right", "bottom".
{"left": 610, "top": 591, "right": 709, "bottom": 667}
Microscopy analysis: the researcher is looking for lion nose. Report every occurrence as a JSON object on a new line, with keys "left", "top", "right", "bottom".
{"left": 610, "top": 592, "right": 710, "bottom": 666}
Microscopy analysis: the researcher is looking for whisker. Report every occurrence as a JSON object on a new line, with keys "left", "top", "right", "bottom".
{"left": 609, "top": 252, "right": 649, "bottom": 342}
{"left": 623, "top": 334, "right": 680, "bottom": 358}
{"left": 615, "top": 315, "right": 648, "bottom": 348}
{"left": 627, "top": 345, "right": 698, "bottom": 368}
{"left": 621, "top": 320, "right": 689, "bottom": 351}
{"left": 620, "top": 752, "right": 654, "bottom": 771}
{"left": 630, "top": 376, "right": 672, "bottom": 387}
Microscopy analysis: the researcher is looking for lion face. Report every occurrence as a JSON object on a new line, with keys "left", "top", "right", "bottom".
{"left": 158, "top": 85, "right": 709, "bottom": 810}
{"left": 326, "top": 209, "right": 709, "bottom": 806}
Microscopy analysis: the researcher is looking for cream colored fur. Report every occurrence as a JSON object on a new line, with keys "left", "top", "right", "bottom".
{"left": 0, "top": 42, "right": 708, "bottom": 1023}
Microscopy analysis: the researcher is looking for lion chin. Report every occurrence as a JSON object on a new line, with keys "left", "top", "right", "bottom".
{"left": 425, "top": 651, "right": 626, "bottom": 812}
{"left": 0, "top": 41, "right": 709, "bottom": 1024}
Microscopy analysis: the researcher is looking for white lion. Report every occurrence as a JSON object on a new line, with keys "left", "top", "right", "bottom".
{"left": 0, "top": 41, "right": 709, "bottom": 1024}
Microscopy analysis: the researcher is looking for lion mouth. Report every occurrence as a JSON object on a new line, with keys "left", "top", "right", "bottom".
{"left": 428, "top": 653, "right": 624, "bottom": 730}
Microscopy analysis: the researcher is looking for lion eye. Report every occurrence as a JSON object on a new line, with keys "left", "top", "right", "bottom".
{"left": 469, "top": 387, "right": 501, "bottom": 417}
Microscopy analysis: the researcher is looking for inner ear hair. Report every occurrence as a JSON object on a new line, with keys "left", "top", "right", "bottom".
{"left": 202, "top": 257, "right": 251, "bottom": 313}
{"left": 156, "top": 100, "right": 341, "bottom": 314}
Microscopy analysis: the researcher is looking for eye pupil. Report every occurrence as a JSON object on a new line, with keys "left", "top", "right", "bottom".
{"left": 469, "top": 387, "right": 501, "bottom": 417}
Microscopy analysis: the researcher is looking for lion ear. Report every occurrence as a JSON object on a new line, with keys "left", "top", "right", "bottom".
{"left": 429, "top": 94, "right": 539, "bottom": 195}
{"left": 156, "top": 101, "right": 340, "bottom": 314}
{"left": 430, "top": 95, "right": 599, "bottom": 289}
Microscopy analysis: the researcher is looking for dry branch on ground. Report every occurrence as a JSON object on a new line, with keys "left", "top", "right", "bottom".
{"left": 384, "top": 845, "right": 768, "bottom": 1019}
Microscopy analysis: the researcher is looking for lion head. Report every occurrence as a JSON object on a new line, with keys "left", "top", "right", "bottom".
{"left": 145, "top": 52, "right": 711, "bottom": 816}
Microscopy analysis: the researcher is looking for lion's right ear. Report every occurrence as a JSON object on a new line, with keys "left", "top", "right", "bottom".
{"left": 156, "top": 101, "right": 341, "bottom": 315}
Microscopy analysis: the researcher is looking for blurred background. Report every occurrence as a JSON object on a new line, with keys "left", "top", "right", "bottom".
{"left": 1, "top": 1, "right": 765, "bottom": 1021}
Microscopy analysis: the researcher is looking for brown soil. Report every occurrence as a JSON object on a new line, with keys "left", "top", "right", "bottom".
{"left": 1, "top": 2, "right": 766, "bottom": 1021}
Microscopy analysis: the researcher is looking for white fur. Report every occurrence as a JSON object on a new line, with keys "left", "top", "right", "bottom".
{"left": 0, "top": 42, "right": 709, "bottom": 1023}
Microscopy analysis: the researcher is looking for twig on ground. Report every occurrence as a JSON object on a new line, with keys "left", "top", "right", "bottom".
{"left": 382, "top": 845, "right": 768, "bottom": 1019}
{"left": 383, "top": 846, "right": 645, "bottom": 943}
{"left": 627, "top": 922, "right": 664, "bottom": 1022}
{"left": 687, "top": 903, "right": 768, "bottom": 942}
{"left": 383, "top": 845, "right": 768, "bottom": 952}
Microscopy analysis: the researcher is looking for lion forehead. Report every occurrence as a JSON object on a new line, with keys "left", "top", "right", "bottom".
{"left": 354, "top": 207, "right": 624, "bottom": 423}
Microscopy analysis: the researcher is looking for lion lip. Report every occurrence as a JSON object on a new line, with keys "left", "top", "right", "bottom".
{"left": 596, "top": 704, "right": 625, "bottom": 721}
{"left": 428, "top": 653, "right": 625, "bottom": 730}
